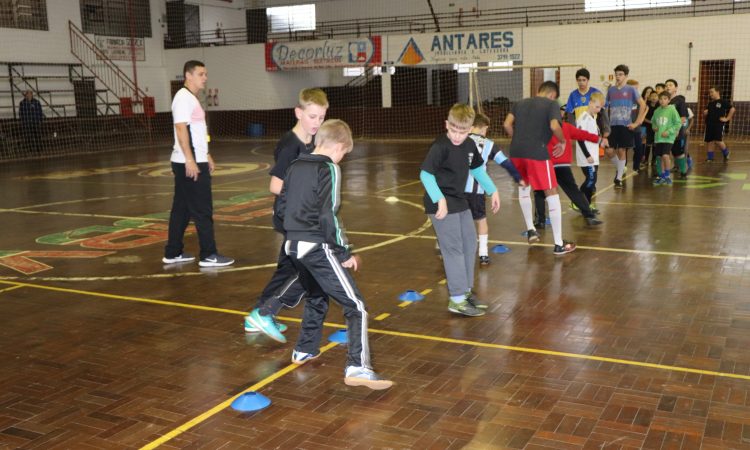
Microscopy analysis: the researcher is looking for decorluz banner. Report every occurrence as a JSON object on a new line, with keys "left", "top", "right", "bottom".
{"left": 265, "top": 36, "right": 381, "bottom": 71}
{"left": 385, "top": 29, "right": 522, "bottom": 66}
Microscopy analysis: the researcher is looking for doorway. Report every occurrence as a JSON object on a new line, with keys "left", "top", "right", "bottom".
{"left": 697, "top": 59, "right": 735, "bottom": 132}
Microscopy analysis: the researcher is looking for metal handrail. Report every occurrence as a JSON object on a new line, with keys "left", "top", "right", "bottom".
{"left": 163, "top": 0, "right": 750, "bottom": 49}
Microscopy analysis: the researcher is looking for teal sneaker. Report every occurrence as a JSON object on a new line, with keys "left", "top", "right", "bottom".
{"left": 465, "top": 293, "right": 488, "bottom": 309}
{"left": 247, "top": 309, "right": 287, "bottom": 343}
{"left": 245, "top": 316, "right": 287, "bottom": 333}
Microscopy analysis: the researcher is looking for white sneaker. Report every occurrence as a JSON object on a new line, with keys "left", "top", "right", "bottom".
{"left": 199, "top": 253, "right": 234, "bottom": 267}
{"left": 344, "top": 366, "right": 393, "bottom": 390}
{"left": 291, "top": 349, "right": 320, "bottom": 365}
{"left": 162, "top": 253, "right": 195, "bottom": 264}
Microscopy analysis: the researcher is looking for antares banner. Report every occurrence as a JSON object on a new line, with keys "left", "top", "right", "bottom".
{"left": 386, "top": 29, "right": 522, "bottom": 66}
{"left": 265, "top": 36, "right": 381, "bottom": 71}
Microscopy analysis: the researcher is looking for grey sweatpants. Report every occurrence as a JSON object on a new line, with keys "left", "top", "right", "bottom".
{"left": 430, "top": 209, "right": 477, "bottom": 297}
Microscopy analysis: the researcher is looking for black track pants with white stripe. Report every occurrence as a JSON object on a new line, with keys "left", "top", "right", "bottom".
{"left": 287, "top": 241, "right": 371, "bottom": 369}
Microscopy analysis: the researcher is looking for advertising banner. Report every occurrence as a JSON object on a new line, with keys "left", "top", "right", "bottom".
{"left": 265, "top": 36, "right": 381, "bottom": 71}
{"left": 95, "top": 36, "right": 146, "bottom": 61}
{"left": 386, "top": 29, "right": 522, "bottom": 66}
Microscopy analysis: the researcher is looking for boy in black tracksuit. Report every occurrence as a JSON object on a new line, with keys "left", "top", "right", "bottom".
{"left": 276, "top": 119, "right": 392, "bottom": 390}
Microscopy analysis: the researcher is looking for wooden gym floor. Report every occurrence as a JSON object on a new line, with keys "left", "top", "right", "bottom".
{"left": 1, "top": 139, "right": 750, "bottom": 449}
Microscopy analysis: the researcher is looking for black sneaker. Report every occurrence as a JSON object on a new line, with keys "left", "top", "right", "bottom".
{"left": 162, "top": 253, "right": 195, "bottom": 264}
{"left": 199, "top": 253, "right": 235, "bottom": 267}
{"left": 614, "top": 179, "right": 623, "bottom": 189}
{"left": 553, "top": 241, "right": 576, "bottom": 255}
{"left": 533, "top": 221, "right": 546, "bottom": 230}
{"left": 527, "top": 230, "right": 541, "bottom": 244}
{"left": 723, "top": 150, "right": 730, "bottom": 162}
{"left": 679, "top": 172, "right": 688, "bottom": 180}
{"left": 585, "top": 217, "right": 603, "bottom": 226}
{"left": 590, "top": 207, "right": 600, "bottom": 216}
{"left": 479, "top": 255, "right": 491, "bottom": 266}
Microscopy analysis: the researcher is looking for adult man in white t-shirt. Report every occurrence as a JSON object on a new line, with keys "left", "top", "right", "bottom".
{"left": 163, "top": 60, "right": 234, "bottom": 267}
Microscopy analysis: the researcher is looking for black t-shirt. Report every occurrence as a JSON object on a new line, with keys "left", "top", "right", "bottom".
{"left": 508, "top": 97, "right": 562, "bottom": 160}
{"left": 669, "top": 95, "right": 688, "bottom": 138}
{"left": 270, "top": 130, "right": 315, "bottom": 230}
{"left": 421, "top": 134, "right": 483, "bottom": 215}
{"left": 706, "top": 98, "right": 732, "bottom": 126}
{"left": 269, "top": 130, "right": 315, "bottom": 179}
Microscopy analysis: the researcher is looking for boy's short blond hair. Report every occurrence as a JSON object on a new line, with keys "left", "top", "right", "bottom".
{"left": 298, "top": 88, "right": 329, "bottom": 109}
{"left": 473, "top": 112, "right": 491, "bottom": 128}
{"left": 590, "top": 92, "right": 605, "bottom": 104}
{"left": 447, "top": 104, "right": 475, "bottom": 128}
{"left": 316, "top": 119, "right": 352, "bottom": 151}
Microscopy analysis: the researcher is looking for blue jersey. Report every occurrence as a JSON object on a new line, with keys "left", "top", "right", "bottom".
{"left": 566, "top": 87, "right": 603, "bottom": 121}
{"left": 606, "top": 85, "right": 640, "bottom": 127}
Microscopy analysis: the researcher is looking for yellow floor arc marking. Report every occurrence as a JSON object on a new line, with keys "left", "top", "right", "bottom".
{"left": 420, "top": 289, "right": 432, "bottom": 296}
{"left": 0, "top": 208, "right": 167, "bottom": 222}
{"left": 140, "top": 341, "right": 339, "bottom": 450}
{"left": 374, "top": 313, "right": 390, "bottom": 321}
{"left": 11, "top": 193, "right": 174, "bottom": 211}
{"left": 0, "top": 285, "right": 24, "bottom": 294}
{"left": 375, "top": 180, "right": 423, "bottom": 194}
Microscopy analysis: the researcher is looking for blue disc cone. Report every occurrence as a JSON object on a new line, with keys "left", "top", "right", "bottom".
{"left": 398, "top": 290, "right": 424, "bottom": 302}
{"left": 328, "top": 329, "right": 348, "bottom": 343}
{"left": 231, "top": 392, "right": 271, "bottom": 412}
{"left": 491, "top": 244, "right": 510, "bottom": 254}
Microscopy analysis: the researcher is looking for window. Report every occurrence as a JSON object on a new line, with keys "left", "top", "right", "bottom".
{"left": 267, "top": 4, "right": 315, "bottom": 33}
{"left": 80, "top": 0, "right": 151, "bottom": 38}
{"left": 488, "top": 61, "right": 514, "bottom": 72}
{"left": 343, "top": 66, "right": 395, "bottom": 77}
{"left": 585, "top": 0, "right": 690, "bottom": 12}
{"left": 0, "top": 0, "right": 48, "bottom": 31}
{"left": 454, "top": 63, "right": 477, "bottom": 74}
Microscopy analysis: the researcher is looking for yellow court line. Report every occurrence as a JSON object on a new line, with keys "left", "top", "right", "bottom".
{"left": 0, "top": 285, "right": 24, "bottom": 294}
{"left": 6, "top": 280, "right": 750, "bottom": 383}
{"left": 592, "top": 171, "right": 638, "bottom": 198}
{"left": 420, "top": 289, "right": 432, "bottom": 296}
{"left": 597, "top": 200, "right": 750, "bottom": 211}
{"left": 438, "top": 279, "right": 447, "bottom": 285}
{"left": 374, "top": 313, "right": 390, "bottom": 321}
{"left": 398, "top": 301, "right": 412, "bottom": 308}
{"left": 140, "top": 341, "right": 339, "bottom": 450}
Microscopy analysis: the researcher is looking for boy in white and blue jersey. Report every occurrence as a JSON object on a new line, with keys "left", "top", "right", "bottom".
{"left": 465, "top": 113, "right": 522, "bottom": 266}
{"left": 606, "top": 64, "right": 646, "bottom": 188}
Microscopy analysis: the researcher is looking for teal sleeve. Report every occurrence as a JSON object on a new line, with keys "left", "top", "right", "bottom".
{"left": 420, "top": 170, "right": 444, "bottom": 203}
{"left": 469, "top": 167, "right": 497, "bottom": 195}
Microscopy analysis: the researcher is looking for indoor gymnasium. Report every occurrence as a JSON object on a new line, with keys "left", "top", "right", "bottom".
{"left": 1, "top": 0, "right": 750, "bottom": 448}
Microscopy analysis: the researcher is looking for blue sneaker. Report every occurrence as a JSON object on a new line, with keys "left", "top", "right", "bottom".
{"left": 244, "top": 316, "right": 287, "bottom": 333}
{"left": 292, "top": 349, "right": 320, "bottom": 365}
{"left": 664, "top": 177, "right": 673, "bottom": 186}
{"left": 653, "top": 177, "right": 664, "bottom": 186}
{"left": 344, "top": 366, "right": 393, "bottom": 390}
{"left": 687, "top": 155, "right": 693, "bottom": 170}
{"left": 246, "top": 309, "right": 286, "bottom": 343}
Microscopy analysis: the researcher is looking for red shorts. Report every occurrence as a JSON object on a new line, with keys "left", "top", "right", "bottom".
{"left": 511, "top": 158, "right": 558, "bottom": 191}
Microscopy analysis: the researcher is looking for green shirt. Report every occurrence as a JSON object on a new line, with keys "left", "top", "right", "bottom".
{"left": 651, "top": 105, "right": 681, "bottom": 144}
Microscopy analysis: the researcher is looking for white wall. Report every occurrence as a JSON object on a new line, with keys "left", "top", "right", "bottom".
{"left": 3, "top": 1, "right": 748, "bottom": 115}
{"left": 163, "top": 45, "right": 343, "bottom": 110}
{"left": 523, "top": 14, "right": 750, "bottom": 104}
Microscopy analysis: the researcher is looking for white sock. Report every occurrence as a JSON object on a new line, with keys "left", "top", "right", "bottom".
{"left": 616, "top": 158, "right": 626, "bottom": 180}
{"left": 518, "top": 185, "right": 535, "bottom": 230}
{"left": 546, "top": 194, "right": 563, "bottom": 247}
{"left": 478, "top": 234, "right": 488, "bottom": 257}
